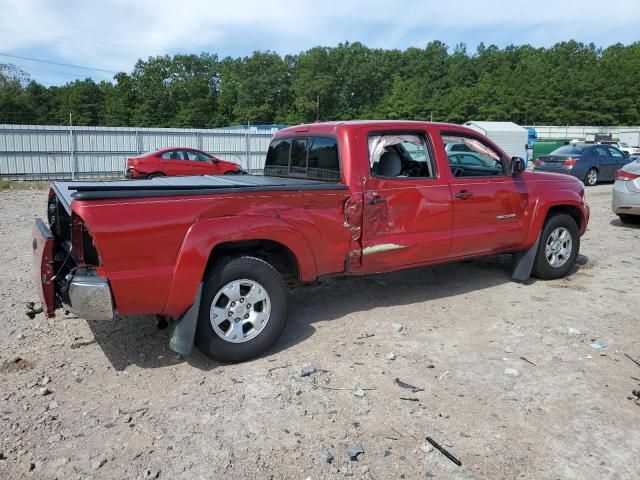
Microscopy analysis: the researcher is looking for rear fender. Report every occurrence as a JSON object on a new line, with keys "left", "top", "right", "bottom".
{"left": 163, "top": 216, "right": 316, "bottom": 319}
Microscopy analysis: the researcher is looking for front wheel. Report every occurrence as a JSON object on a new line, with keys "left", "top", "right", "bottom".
{"left": 195, "top": 256, "right": 288, "bottom": 362}
{"left": 532, "top": 213, "right": 580, "bottom": 280}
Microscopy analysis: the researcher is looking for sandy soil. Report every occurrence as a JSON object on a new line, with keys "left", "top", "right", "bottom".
{"left": 0, "top": 184, "right": 639, "bottom": 480}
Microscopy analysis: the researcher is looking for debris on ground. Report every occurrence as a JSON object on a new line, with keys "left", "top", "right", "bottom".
{"left": 319, "top": 448, "right": 334, "bottom": 463}
{"left": 353, "top": 388, "right": 366, "bottom": 397}
{"left": 393, "top": 378, "right": 424, "bottom": 393}
{"left": 391, "top": 323, "right": 404, "bottom": 333}
{"left": 300, "top": 363, "right": 316, "bottom": 377}
{"left": 425, "top": 436, "right": 462, "bottom": 466}
{"left": 624, "top": 353, "right": 640, "bottom": 368}
{"left": 421, "top": 441, "right": 434, "bottom": 453}
{"left": 346, "top": 442, "right": 364, "bottom": 461}
{"left": 504, "top": 368, "right": 520, "bottom": 377}
{"left": 591, "top": 341, "right": 607, "bottom": 349}
{"left": 520, "top": 356, "right": 537, "bottom": 366}
{"left": 385, "top": 352, "right": 396, "bottom": 361}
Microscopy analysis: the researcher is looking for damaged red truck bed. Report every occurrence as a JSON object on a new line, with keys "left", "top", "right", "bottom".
{"left": 33, "top": 120, "right": 589, "bottom": 362}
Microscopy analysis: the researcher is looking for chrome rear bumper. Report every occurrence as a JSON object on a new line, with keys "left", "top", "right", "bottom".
{"left": 66, "top": 270, "right": 114, "bottom": 320}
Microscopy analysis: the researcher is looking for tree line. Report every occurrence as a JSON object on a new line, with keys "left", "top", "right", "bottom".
{"left": 1, "top": 40, "right": 639, "bottom": 128}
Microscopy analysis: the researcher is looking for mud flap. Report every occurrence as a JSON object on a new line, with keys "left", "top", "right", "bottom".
{"left": 511, "top": 234, "right": 540, "bottom": 282}
{"left": 168, "top": 283, "right": 202, "bottom": 355}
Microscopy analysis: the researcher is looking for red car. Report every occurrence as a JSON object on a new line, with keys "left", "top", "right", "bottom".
{"left": 125, "top": 148, "right": 243, "bottom": 178}
{"left": 34, "top": 120, "right": 589, "bottom": 362}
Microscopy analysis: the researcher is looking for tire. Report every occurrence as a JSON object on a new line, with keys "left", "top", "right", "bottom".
{"left": 532, "top": 213, "right": 580, "bottom": 280}
{"left": 148, "top": 172, "right": 165, "bottom": 179}
{"left": 618, "top": 213, "right": 640, "bottom": 224}
{"left": 584, "top": 168, "right": 598, "bottom": 186}
{"left": 195, "top": 256, "right": 288, "bottom": 362}
{"left": 223, "top": 170, "right": 238, "bottom": 175}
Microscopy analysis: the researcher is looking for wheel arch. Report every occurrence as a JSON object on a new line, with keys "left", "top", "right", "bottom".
{"left": 545, "top": 204, "right": 584, "bottom": 231}
{"left": 162, "top": 216, "right": 317, "bottom": 319}
{"left": 524, "top": 192, "right": 589, "bottom": 248}
{"left": 205, "top": 239, "right": 300, "bottom": 284}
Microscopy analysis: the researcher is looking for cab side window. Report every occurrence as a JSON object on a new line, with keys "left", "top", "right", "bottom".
{"left": 440, "top": 134, "right": 506, "bottom": 178}
{"left": 369, "top": 133, "right": 434, "bottom": 178}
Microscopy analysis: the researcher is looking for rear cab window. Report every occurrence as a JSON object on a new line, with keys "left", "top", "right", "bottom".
{"left": 264, "top": 136, "right": 340, "bottom": 181}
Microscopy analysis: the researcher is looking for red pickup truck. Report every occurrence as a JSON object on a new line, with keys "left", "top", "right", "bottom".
{"left": 33, "top": 121, "right": 589, "bottom": 362}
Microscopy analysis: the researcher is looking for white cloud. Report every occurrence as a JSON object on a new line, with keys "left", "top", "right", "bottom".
{"left": 1, "top": 0, "right": 639, "bottom": 83}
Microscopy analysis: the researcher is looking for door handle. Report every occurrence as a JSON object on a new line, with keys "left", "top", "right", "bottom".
{"left": 368, "top": 196, "right": 386, "bottom": 205}
{"left": 455, "top": 190, "right": 473, "bottom": 199}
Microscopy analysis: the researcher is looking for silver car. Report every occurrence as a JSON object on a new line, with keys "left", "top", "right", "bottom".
{"left": 612, "top": 158, "right": 640, "bottom": 223}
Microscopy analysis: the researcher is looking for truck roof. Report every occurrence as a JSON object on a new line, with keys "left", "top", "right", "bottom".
{"left": 275, "top": 120, "right": 465, "bottom": 138}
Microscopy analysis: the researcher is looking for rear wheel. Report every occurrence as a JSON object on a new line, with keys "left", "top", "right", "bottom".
{"left": 223, "top": 170, "right": 238, "bottom": 175}
{"left": 148, "top": 172, "right": 165, "bottom": 179}
{"left": 584, "top": 168, "right": 598, "bottom": 186}
{"left": 618, "top": 213, "right": 640, "bottom": 224}
{"left": 532, "top": 213, "right": 580, "bottom": 280}
{"left": 195, "top": 256, "right": 288, "bottom": 362}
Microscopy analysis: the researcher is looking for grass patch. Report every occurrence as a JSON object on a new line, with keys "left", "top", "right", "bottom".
{"left": 0, "top": 180, "right": 51, "bottom": 191}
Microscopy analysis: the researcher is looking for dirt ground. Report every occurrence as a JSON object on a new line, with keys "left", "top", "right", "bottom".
{"left": 0, "top": 184, "right": 639, "bottom": 480}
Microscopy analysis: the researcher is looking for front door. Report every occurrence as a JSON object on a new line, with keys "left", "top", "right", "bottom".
{"left": 438, "top": 131, "right": 530, "bottom": 258}
{"left": 360, "top": 130, "right": 453, "bottom": 273}
{"left": 184, "top": 149, "right": 217, "bottom": 175}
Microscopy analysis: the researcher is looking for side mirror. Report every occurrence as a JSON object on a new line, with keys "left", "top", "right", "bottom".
{"left": 511, "top": 157, "right": 526, "bottom": 176}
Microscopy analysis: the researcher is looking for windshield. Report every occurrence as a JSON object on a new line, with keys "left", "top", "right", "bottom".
{"left": 620, "top": 142, "right": 629, "bottom": 147}
{"left": 551, "top": 145, "right": 585, "bottom": 155}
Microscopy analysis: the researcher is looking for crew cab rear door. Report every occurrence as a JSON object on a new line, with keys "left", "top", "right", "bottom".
{"left": 359, "top": 128, "right": 453, "bottom": 273}
{"left": 437, "top": 129, "right": 529, "bottom": 257}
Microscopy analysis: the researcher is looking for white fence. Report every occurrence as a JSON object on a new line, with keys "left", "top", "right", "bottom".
{"left": 525, "top": 125, "right": 640, "bottom": 141}
{"left": 0, "top": 124, "right": 280, "bottom": 180}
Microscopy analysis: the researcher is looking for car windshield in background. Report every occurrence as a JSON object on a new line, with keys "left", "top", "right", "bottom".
{"left": 551, "top": 145, "right": 585, "bottom": 155}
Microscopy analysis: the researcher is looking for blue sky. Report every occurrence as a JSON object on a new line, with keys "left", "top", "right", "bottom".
{"left": 2, "top": 0, "right": 639, "bottom": 86}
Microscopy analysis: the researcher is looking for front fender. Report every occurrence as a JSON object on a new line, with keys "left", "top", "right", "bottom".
{"left": 162, "top": 216, "right": 317, "bottom": 319}
{"left": 524, "top": 189, "right": 589, "bottom": 247}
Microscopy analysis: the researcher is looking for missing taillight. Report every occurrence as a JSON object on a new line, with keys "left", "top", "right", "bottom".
{"left": 70, "top": 214, "right": 100, "bottom": 267}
